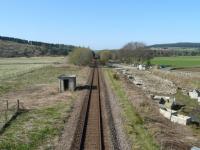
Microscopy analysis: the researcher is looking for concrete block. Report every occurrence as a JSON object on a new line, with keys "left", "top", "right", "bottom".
{"left": 159, "top": 108, "right": 191, "bottom": 125}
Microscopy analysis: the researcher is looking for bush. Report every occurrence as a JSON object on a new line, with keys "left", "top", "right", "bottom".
{"left": 68, "top": 48, "right": 93, "bottom": 66}
{"left": 113, "top": 73, "right": 119, "bottom": 80}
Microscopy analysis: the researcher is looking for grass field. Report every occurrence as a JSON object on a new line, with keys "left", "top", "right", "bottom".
{"left": 0, "top": 57, "right": 65, "bottom": 64}
{"left": 151, "top": 56, "right": 200, "bottom": 68}
{"left": 0, "top": 57, "right": 88, "bottom": 149}
{"left": 0, "top": 100, "right": 74, "bottom": 150}
{"left": 0, "top": 57, "right": 65, "bottom": 80}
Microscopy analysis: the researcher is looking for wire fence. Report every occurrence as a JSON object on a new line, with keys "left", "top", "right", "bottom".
{"left": 0, "top": 100, "right": 20, "bottom": 132}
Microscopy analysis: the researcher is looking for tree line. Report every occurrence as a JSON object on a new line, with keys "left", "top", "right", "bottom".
{"left": 98, "top": 42, "right": 153, "bottom": 65}
{"left": 150, "top": 42, "right": 200, "bottom": 48}
{"left": 0, "top": 35, "right": 76, "bottom": 57}
{"left": 98, "top": 41, "right": 200, "bottom": 65}
{"left": 151, "top": 49, "right": 200, "bottom": 57}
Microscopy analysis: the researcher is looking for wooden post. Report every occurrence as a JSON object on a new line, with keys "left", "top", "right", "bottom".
{"left": 6, "top": 100, "right": 8, "bottom": 110}
{"left": 5, "top": 110, "right": 7, "bottom": 121}
{"left": 17, "top": 99, "right": 19, "bottom": 112}
{"left": 5, "top": 100, "right": 8, "bottom": 121}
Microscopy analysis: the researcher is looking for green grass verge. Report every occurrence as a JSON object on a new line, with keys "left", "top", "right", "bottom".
{"left": 151, "top": 56, "right": 200, "bottom": 68}
{"left": 0, "top": 100, "right": 74, "bottom": 150}
{"left": 104, "top": 69, "right": 159, "bottom": 150}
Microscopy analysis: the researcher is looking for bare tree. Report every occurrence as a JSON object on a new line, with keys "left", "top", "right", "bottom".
{"left": 121, "top": 42, "right": 145, "bottom": 51}
{"left": 118, "top": 42, "right": 153, "bottom": 64}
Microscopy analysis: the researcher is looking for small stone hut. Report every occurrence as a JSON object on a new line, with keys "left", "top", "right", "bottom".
{"left": 58, "top": 75, "right": 76, "bottom": 92}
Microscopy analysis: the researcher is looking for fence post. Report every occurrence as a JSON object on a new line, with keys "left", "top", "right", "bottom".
{"left": 17, "top": 99, "right": 19, "bottom": 112}
{"left": 6, "top": 100, "right": 8, "bottom": 110}
{"left": 5, "top": 100, "right": 8, "bottom": 121}
{"left": 5, "top": 110, "right": 7, "bottom": 121}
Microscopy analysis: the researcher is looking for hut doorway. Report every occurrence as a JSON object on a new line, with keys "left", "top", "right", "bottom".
{"left": 64, "top": 79, "right": 69, "bottom": 90}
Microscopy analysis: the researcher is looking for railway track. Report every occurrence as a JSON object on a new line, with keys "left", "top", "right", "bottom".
{"left": 71, "top": 63, "right": 104, "bottom": 150}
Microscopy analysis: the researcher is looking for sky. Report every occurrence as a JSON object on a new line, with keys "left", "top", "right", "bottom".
{"left": 0, "top": 0, "right": 200, "bottom": 50}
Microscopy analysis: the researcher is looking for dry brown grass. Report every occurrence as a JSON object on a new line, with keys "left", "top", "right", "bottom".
{"left": 152, "top": 69, "right": 200, "bottom": 89}
{"left": 0, "top": 65, "right": 89, "bottom": 110}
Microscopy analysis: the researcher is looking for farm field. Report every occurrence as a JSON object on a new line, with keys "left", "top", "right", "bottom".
{"left": 0, "top": 57, "right": 89, "bottom": 149}
{"left": 0, "top": 57, "right": 65, "bottom": 80}
{"left": 0, "top": 57, "right": 65, "bottom": 64}
{"left": 151, "top": 56, "right": 200, "bottom": 68}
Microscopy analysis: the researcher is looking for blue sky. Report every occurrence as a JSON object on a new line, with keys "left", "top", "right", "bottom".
{"left": 0, "top": 0, "right": 200, "bottom": 49}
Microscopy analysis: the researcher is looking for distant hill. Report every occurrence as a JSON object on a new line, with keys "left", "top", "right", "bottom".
{"left": 0, "top": 35, "right": 76, "bottom": 57}
{"left": 150, "top": 42, "right": 200, "bottom": 48}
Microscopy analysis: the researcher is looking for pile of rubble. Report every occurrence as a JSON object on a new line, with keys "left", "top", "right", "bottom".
{"left": 131, "top": 69, "right": 176, "bottom": 95}
{"left": 115, "top": 67, "right": 176, "bottom": 95}
{"left": 113, "top": 65, "right": 194, "bottom": 126}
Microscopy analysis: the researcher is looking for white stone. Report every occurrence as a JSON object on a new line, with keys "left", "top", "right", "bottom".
{"left": 189, "top": 90, "right": 200, "bottom": 99}
{"left": 191, "top": 146, "right": 200, "bottom": 150}
{"left": 198, "top": 97, "right": 200, "bottom": 103}
{"left": 138, "top": 64, "right": 146, "bottom": 71}
{"left": 153, "top": 95, "right": 170, "bottom": 100}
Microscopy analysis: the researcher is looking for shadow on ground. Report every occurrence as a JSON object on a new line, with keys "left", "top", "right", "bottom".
{"left": 75, "top": 85, "right": 97, "bottom": 91}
